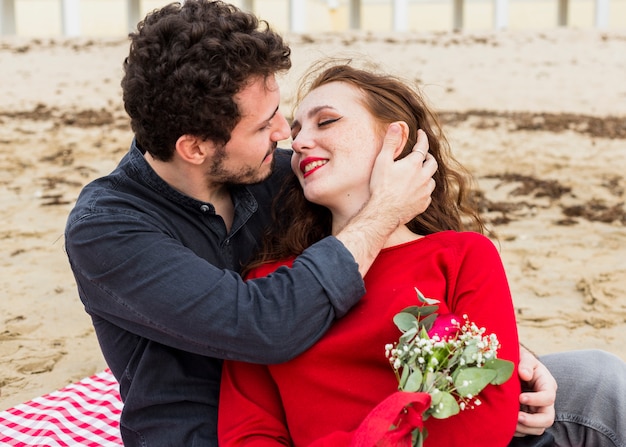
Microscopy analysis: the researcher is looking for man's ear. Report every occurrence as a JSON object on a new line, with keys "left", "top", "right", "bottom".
{"left": 175, "top": 134, "right": 213, "bottom": 165}
{"left": 393, "top": 121, "right": 410, "bottom": 160}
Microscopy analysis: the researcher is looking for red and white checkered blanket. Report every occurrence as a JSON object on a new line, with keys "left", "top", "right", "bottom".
{"left": 0, "top": 370, "right": 123, "bottom": 446}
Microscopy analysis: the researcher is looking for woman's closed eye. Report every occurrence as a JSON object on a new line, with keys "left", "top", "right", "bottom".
{"left": 319, "top": 117, "right": 342, "bottom": 127}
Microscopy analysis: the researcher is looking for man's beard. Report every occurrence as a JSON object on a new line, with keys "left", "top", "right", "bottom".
{"left": 209, "top": 144, "right": 276, "bottom": 186}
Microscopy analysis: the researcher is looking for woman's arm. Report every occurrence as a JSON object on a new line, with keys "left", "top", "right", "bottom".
{"left": 219, "top": 360, "right": 292, "bottom": 446}
{"left": 423, "top": 232, "right": 521, "bottom": 446}
{"left": 219, "top": 359, "right": 430, "bottom": 447}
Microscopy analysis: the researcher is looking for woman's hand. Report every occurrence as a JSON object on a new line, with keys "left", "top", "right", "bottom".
{"left": 514, "top": 345, "right": 557, "bottom": 437}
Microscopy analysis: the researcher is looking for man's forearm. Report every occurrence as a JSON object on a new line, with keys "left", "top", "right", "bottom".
{"left": 334, "top": 197, "right": 399, "bottom": 277}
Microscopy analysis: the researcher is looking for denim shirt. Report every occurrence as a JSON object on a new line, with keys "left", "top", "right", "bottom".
{"left": 65, "top": 141, "right": 365, "bottom": 446}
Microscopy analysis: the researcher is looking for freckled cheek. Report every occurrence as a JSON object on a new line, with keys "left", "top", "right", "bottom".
{"left": 338, "top": 131, "right": 379, "bottom": 166}
{"left": 332, "top": 132, "right": 361, "bottom": 156}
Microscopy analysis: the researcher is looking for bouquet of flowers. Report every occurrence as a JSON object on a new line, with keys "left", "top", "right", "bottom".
{"left": 384, "top": 288, "right": 514, "bottom": 447}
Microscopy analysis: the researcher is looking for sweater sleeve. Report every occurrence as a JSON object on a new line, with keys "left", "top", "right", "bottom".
{"left": 422, "top": 232, "right": 521, "bottom": 446}
{"left": 218, "top": 360, "right": 292, "bottom": 446}
{"left": 219, "top": 358, "right": 430, "bottom": 447}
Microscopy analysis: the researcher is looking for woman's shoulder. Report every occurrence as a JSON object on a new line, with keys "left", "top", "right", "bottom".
{"left": 423, "top": 230, "right": 499, "bottom": 257}
{"left": 426, "top": 230, "right": 494, "bottom": 245}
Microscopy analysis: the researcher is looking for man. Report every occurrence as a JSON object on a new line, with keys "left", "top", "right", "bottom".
{"left": 65, "top": 1, "right": 625, "bottom": 446}
{"left": 66, "top": 2, "right": 434, "bottom": 444}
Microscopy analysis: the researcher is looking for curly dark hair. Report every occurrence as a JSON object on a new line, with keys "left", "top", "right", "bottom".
{"left": 245, "top": 62, "right": 486, "bottom": 273}
{"left": 121, "top": 0, "right": 291, "bottom": 161}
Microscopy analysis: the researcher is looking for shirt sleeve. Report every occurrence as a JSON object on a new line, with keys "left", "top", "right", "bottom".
{"left": 65, "top": 210, "right": 365, "bottom": 364}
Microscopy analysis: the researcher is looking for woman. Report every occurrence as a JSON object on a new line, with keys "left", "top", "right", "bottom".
{"left": 218, "top": 62, "right": 521, "bottom": 446}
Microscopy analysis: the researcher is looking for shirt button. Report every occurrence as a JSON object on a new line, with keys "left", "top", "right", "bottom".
{"left": 200, "top": 205, "right": 210, "bottom": 213}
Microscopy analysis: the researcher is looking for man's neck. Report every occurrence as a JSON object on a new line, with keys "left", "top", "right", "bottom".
{"left": 145, "top": 152, "right": 235, "bottom": 231}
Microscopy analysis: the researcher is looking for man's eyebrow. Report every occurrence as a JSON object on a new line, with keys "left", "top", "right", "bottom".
{"left": 290, "top": 105, "right": 335, "bottom": 131}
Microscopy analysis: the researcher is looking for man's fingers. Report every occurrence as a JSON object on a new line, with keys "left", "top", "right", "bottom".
{"left": 411, "top": 129, "right": 430, "bottom": 162}
{"left": 380, "top": 122, "right": 403, "bottom": 157}
{"left": 413, "top": 129, "right": 429, "bottom": 151}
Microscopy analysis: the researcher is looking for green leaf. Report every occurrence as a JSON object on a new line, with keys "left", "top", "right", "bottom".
{"left": 403, "top": 369, "right": 424, "bottom": 392}
{"left": 399, "top": 327, "right": 418, "bottom": 343}
{"left": 393, "top": 312, "right": 418, "bottom": 332}
{"left": 429, "top": 391, "right": 460, "bottom": 419}
{"left": 461, "top": 341, "right": 480, "bottom": 365}
{"left": 454, "top": 367, "right": 497, "bottom": 397}
{"left": 400, "top": 305, "right": 439, "bottom": 319}
{"left": 419, "top": 313, "right": 437, "bottom": 332}
{"left": 399, "top": 364, "right": 410, "bottom": 389}
{"left": 419, "top": 305, "right": 440, "bottom": 317}
{"left": 484, "top": 358, "right": 515, "bottom": 385}
{"left": 423, "top": 371, "right": 438, "bottom": 390}
{"left": 415, "top": 288, "right": 440, "bottom": 306}
{"left": 413, "top": 428, "right": 425, "bottom": 447}
{"left": 429, "top": 388, "right": 443, "bottom": 406}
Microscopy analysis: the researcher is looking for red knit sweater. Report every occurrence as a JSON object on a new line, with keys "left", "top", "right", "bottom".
{"left": 219, "top": 231, "right": 521, "bottom": 446}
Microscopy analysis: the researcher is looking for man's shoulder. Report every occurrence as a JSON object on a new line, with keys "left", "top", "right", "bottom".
{"left": 273, "top": 148, "right": 293, "bottom": 173}
{"left": 66, "top": 153, "right": 148, "bottom": 230}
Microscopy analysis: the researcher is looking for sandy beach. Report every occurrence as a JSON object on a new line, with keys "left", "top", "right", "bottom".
{"left": 1, "top": 28, "right": 625, "bottom": 411}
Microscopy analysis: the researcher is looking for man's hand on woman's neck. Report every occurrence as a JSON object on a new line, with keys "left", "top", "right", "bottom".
{"left": 334, "top": 126, "right": 436, "bottom": 277}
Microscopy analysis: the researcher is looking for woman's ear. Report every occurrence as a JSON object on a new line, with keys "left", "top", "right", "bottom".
{"left": 392, "top": 121, "right": 409, "bottom": 160}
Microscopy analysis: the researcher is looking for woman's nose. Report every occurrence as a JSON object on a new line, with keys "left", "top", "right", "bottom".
{"left": 291, "top": 130, "right": 311, "bottom": 153}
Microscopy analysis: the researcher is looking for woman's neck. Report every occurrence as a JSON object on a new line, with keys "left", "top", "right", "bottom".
{"left": 329, "top": 193, "right": 422, "bottom": 248}
{"left": 382, "top": 225, "right": 422, "bottom": 248}
{"left": 331, "top": 209, "right": 421, "bottom": 249}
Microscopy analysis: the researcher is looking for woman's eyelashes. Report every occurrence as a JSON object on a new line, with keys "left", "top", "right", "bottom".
{"left": 319, "top": 117, "right": 342, "bottom": 127}
{"left": 291, "top": 115, "right": 342, "bottom": 140}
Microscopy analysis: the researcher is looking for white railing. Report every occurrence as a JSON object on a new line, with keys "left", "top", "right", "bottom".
{"left": 0, "top": 0, "right": 617, "bottom": 35}
{"left": 0, "top": 0, "right": 142, "bottom": 35}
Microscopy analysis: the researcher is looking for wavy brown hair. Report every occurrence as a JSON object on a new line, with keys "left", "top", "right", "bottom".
{"left": 246, "top": 61, "right": 485, "bottom": 273}
{"left": 121, "top": 0, "right": 291, "bottom": 161}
